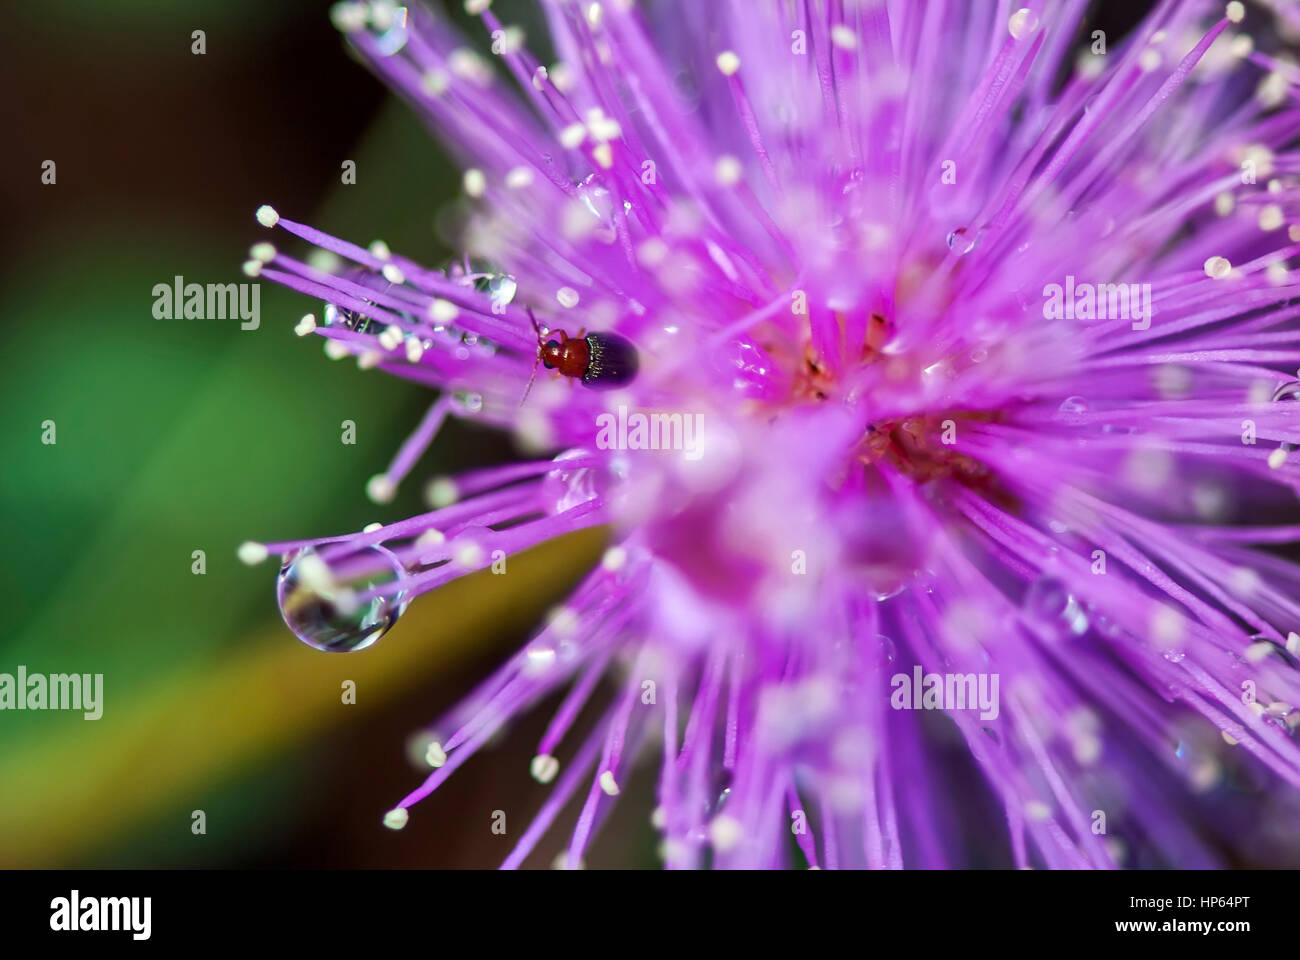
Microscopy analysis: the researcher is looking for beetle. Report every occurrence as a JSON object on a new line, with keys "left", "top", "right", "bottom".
{"left": 522, "top": 308, "right": 639, "bottom": 401}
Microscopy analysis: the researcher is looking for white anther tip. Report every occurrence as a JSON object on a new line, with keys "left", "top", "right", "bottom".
{"left": 237, "top": 541, "right": 268, "bottom": 565}
{"left": 531, "top": 754, "right": 560, "bottom": 783}
{"left": 366, "top": 474, "right": 397, "bottom": 504}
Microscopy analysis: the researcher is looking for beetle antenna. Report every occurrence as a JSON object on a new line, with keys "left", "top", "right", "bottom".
{"left": 520, "top": 308, "right": 544, "bottom": 406}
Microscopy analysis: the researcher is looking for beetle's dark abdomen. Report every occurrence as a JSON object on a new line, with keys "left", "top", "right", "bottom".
{"left": 582, "top": 333, "right": 639, "bottom": 388}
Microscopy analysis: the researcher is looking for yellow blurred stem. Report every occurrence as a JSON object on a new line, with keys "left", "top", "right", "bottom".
{"left": 0, "top": 528, "right": 605, "bottom": 867}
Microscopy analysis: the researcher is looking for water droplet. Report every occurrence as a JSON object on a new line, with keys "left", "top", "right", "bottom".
{"left": 523, "top": 644, "right": 558, "bottom": 675}
{"left": 872, "top": 582, "right": 906, "bottom": 602}
{"left": 452, "top": 260, "right": 517, "bottom": 313}
{"left": 277, "top": 544, "right": 409, "bottom": 652}
{"left": 369, "top": 4, "right": 410, "bottom": 56}
{"left": 1271, "top": 380, "right": 1299, "bottom": 452}
{"left": 946, "top": 227, "right": 976, "bottom": 255}
{"left": 576, "top": 174, "right": 612, "bottom": 221}
{"left": 1263, "top": 702, "right": 1294, "bottom": 730}
{"left": 484, "top": 275, "right": 517, "bottom": 311}
{"left": 876, "top": 634, "right": 896, "bottom": 666}
{"left": 452, "top": 390, "right": 484, "bottom": 414}
{"left": 1058, "top": 396, "right": 1088, "bottom": 415}
{"left": 1162, "top": 649, "right": 1186, "bottom": 663}
{"left": 704, "top": 772, "right": 735, "bottom": 814}
{"left": 1023, "top": 576, "right": 1089, "bottom": 636}
{"left": 542, "top": 449, "right": 612, "bottom": 513}
{"left": 1271, "top": 381, "right": 1300, "bottom": 402}
{"left": 1092, "top": 613, "right": 1124, "bottom": 638}
{"left": 323, "top": 300, "right": 382, "bottom": 336}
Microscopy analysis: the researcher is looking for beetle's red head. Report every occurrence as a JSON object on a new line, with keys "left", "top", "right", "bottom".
{"left": 540, "top": 339, "right": 564, "bottom": 369}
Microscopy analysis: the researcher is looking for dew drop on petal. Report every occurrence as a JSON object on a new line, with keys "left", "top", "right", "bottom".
{"left": 1023, "top": 576, "right": 1089, "bottom": 636}
{"left": 453, "top": 259, "right": 518, "bottom": 313}
{"left": 452, "top": 390, "right": 484, "bottom": 414}
{"left": 872, "top": 582, "right": 906, "bottom": 602}
{"left": 486, "top": 274, "right": 517, "bottom": 310}
{"left": 277, "top": 544, "right": 410, "bottom": 652}
{"left": 1093, "top": 613, "right": 1123, "bottom": 638}
{"left": 542, "top": 448, "right": 611, "bottom": 513}
{"left": 946, "top": 228, "right": 976, "bottom": 255}
{"left": 1271, "top": 380, "right": 1299, "bottom": 452}
{"left": 1272, "top": 381, "right": 1300, "bottom": 403}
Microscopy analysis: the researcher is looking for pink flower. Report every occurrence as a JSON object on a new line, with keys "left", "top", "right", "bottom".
{"left": 243, "top": 0, "right": 1300, "bottom": 868}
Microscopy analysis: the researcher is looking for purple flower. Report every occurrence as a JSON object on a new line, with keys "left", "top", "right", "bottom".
{"left": 242, "top": 0, "right": 1300, "bottom": 868}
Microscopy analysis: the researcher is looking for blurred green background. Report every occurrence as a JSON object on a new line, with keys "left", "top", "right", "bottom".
{"left": 0, "top": 0, "right": 647, "bottom": 868}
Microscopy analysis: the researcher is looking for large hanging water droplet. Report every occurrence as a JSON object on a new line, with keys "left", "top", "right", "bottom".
{"left": 277, "top": 544, "right": 409, "bottom": 652}
{"left": 1023, "top": 576, "right": 1089, "bottom": 636}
